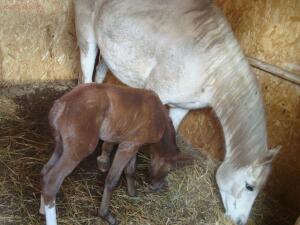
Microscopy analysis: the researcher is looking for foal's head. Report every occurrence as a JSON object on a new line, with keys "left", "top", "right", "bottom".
{"left": 216, "top": 146, "right": 280, "bottom": 225}
{"left": 149, "top": 118, "right": 192, "bottom": 191}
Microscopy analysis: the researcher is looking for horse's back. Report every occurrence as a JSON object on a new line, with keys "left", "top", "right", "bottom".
{"left": 94, "top": 0, "right": 244, "bottom": 104}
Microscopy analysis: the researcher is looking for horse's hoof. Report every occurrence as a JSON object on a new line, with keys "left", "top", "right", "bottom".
{"left": 97, "top": 158, "right": 110, "bottom": 172}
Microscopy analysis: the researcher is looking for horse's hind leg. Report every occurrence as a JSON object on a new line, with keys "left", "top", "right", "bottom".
{"left": 99, "top": 142, "right": 140, "bottom": 225}
{"left": 95, "top": 57, "right": 108, "bottom": 83}
{"left": 75, "top": 3, "right": 97, "bottom": 83}
{"left": 97, "top": 142, "right": 115, "bottom": 172}
{"left": 124, "top": 155, "right": 137, "bottom": 197}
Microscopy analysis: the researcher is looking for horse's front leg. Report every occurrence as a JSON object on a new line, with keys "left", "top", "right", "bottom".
{"left": 99, "top": 142, "right": 140, "bottom": 225}
{"left": 169, "top": 107, "right": 189, "bottom": 131}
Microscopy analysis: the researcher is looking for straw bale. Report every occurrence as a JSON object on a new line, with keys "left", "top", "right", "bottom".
{"left": 0, "top": 0, "right": 79, "bottom": 85}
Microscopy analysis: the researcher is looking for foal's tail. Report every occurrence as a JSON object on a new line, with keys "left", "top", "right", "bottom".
{"left": 48, "top": 99, "right": 66, "bottom": 153}
{"left": 48, "top": 99, "right": 66, "bottom": 132}
{"left": 40, "top": 100, "right": 66, "bottom": 176}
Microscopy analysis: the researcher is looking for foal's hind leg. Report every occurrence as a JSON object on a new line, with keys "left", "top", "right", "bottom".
{"left": 41, "top": 153, "right": 79, "bottom": 225}
{"left": 97, "top": 142, "right": 115, "bottom": 172}
{"left": 40, "top": 135, "right": 62, "bottom": 215}
{"left": 41, "top": 135, "right": 98, "bottom": 225}
{"left": 99, "top": 142, "right": 140, "bottom": 225}
{"left": 124, "top": 155, "right": 137, "bottom": 197}
{"left": 41, "top": 135, "right": 62, "bottom": 176}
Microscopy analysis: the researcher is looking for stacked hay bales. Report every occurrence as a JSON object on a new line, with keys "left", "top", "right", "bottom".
{"left": 0, "top": 0, "right": 79, "bottom": 84}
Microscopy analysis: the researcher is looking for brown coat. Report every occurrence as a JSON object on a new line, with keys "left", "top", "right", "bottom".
{"left": 40, "top": 83, "right": 189, "bottom": 225}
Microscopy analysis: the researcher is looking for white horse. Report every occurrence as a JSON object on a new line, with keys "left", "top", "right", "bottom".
{"left": 41, "top": 1, "right": 280, "bottom": 225}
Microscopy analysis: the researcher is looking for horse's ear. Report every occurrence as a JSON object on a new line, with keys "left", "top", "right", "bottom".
{"left": 258, "top": 145, "right": 281, "bottom": 166}
{"left": 172, "top": 153, "right": 194, "bottom": 169}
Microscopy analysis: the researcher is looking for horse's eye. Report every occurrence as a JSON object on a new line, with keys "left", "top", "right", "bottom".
{"left": 245, "top": 182, "right": 254, "bottom": 191}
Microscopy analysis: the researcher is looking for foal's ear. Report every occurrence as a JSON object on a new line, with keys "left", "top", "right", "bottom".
{"left": 258, "top": 145, "right": 281, "bottom": 166}
{"left": 172, "top": 153, "right": 194, "bottom": 169}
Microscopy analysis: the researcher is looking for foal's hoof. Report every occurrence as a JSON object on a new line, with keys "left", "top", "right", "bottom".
{"left": 99, "top": 210, "right": 118, "bottom": 225}
{"left": 127, "top": 189, "right": 137, "bottom": 197}
{"left": 39, "top": 206, "right": 45, "bottom": 215}
{"left": 149, "top": 182, "right": 168, "bottom": 193}
{"left": 97, "top": 157, "right": 110, "bottom": 172}
{"left": 39, "top": 196, "right": 45, "bottom": 215}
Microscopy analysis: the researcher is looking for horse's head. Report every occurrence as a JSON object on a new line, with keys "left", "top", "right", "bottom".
{"left": 216, "top": 146, "right": 280, "bottom": 225}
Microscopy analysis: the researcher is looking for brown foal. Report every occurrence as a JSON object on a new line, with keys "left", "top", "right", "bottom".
{"left": 40, "top": 83, "right": 191, "bottom": 225}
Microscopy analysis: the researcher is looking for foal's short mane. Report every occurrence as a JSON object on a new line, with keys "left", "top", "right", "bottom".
{"left": 153, "top": 115, "right": 179, "bottom": 158}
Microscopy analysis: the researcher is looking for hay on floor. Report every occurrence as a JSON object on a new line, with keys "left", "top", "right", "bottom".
{"left": 0, "top": 82, "right": 296, "bottom": 225}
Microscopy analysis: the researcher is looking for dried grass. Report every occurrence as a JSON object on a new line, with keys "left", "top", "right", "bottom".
{"left": 0, "top": 0, "right": 79, "bottom": 85}
{"left": 0, "top": 82, "right": 296, "bottom": 225}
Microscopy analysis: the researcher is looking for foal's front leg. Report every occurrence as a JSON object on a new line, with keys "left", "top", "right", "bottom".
{"left": 97, "top": 142, "right": 115, "bottom": 172}
{"left": 99, "top": 142, "right": 140, "bottom": 225}
{"left": 124, "top": 155, "right": 137, "bottom": 197}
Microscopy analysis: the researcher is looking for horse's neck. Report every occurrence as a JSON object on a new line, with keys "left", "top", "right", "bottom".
{"left": 209, "top": 55, "right": 268, "bottom": 167}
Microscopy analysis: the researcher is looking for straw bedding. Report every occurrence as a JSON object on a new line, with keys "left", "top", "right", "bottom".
{"left": 0, "top": 81, "right": 295, "bottom": 225}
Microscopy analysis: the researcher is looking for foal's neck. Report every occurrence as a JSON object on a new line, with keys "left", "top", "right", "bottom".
{"left": 154, "top": 119, "right": 178, "bottom": 158}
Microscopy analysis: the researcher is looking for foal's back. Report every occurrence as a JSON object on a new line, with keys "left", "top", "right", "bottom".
{"left": 50, "top": 83, "right": 168, "bottom": 148}
{"left": 98, "top": 84, "right": 168, "bottom": 143}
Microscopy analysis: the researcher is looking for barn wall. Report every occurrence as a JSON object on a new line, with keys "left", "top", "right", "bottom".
{"left": 0, "top": 0, "right": 79, "bottom": 85}
{"left": 181, "top": 0, "right": 300, "bottom": 211}
{"left": 1, "top": 0, "right": 299, "bottom": 213}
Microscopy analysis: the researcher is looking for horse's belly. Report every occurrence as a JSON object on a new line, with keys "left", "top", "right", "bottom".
{"left": 100, "top": 41, "right": 156, "bottom": 88}
{"left": 96, "top": 7, "right": 158, "bottom": 88}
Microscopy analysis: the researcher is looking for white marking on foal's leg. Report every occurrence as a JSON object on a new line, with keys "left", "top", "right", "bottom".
{"left": 45, "top": 202, "right": 57, "bottom": 225}
{"left": 39, "top": 195, "right": 45, "bottom": 215}
{"left": 169, "top": 108, "right": 189, "bottom": 131}
{"left": 95, "top": 59, "right": 108, "bottom": 83}
{"left": 80, "top": 43, "right": 98, "bottom": 83}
